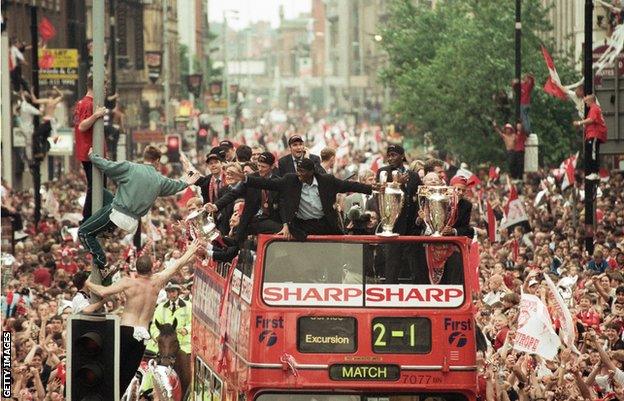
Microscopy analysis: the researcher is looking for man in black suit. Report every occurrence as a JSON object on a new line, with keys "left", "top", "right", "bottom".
{"left": 205, "top": 152, "right": 282, "bottom": 243}
{"left": 195, "top": 146, "right": 227, "bottom": 205}
{"left": 443, "top": 175, "right": 474, "bottom": 238}
{"left": 375, "top": 144, "right": 425, "bottom": 284}
{"left": 231, "top": 158, "right": 376, "bottom": 241}
{"left": 277, "top": 135, "right": 324, "bottom": 176}
{"left": 436, "top": 175, "right": 475, "bottom": 285}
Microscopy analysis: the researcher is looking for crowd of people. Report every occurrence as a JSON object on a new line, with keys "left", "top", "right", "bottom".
{"left": 1, "top": 105, "right": 624, "bottom": 401}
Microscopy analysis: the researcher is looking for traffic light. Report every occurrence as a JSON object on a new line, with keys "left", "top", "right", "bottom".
{"left": 223, "top": 117, "right": 230, "bottom": 136}
{"left": 197, "top": 127, "right": 208, "bottom": 149}
{"left": 67, "top": 314, "right": 120, "bottom": 401}
{"left": 166, "top": 134, "right": 181, "bottom": 163}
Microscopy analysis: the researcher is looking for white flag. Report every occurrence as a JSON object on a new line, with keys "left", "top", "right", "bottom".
{"left": 513, "top": 293, "right": 561, "bottom": 360}
{"left": 543, "top": 274, "right": 579, "bottom": 354}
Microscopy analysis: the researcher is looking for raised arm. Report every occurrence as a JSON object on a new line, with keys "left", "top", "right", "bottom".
{"left": 78, "top": 106, "right": 107, "bottom": 132}
{"left": 89, "top": 151, "right": 131, "bottom": 179}
{"left": 245, "top": 174, "right": 287, "bottom": 191}
{"left": 85, "top": 277, "right": 131, "bottom": 299}
{"left": 592, "top": 276, "right": 611, "bottom": 303}
{"left": 334, "top": 176, "right": 373, "bottom": 195}
{"left": 214, "top": 182, "right": 246, "bottom": 211}
{"left": 155, "top": 239, "right": 201, "bottom": 285}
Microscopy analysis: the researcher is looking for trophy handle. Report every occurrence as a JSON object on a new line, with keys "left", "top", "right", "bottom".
{"left": 445, "top": 189, "right": 459, "bottom": 229}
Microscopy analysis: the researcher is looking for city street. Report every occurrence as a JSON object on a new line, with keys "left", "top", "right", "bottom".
{"left": 1, "top": 1, "right": 624, "bottom": 401}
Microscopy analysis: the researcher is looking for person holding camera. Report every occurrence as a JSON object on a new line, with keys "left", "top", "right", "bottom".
{"left": 345, "top": 205, "right": 379, "bottom": 235}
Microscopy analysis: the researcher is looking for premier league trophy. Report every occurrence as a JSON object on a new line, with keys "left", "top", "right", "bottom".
{"left": 417, "top": 186, "right": 459, "bottom": 236}
{"left": 376, "top": 171, "right": 405, "bottom": 237}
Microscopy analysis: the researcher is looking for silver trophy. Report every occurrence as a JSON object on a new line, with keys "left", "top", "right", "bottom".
{"left": 185, "top": 209, "right": 221, "bottom": 242}
{"left": 417, "top": 186, "right": 459, "bottom": 236}
{"left": 376, "top": 171, "right": 405, "bottom": 237}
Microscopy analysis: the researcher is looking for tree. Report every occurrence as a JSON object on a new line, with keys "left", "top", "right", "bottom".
{"left": 379, "top": 0, "right": 583, "bottom": 167}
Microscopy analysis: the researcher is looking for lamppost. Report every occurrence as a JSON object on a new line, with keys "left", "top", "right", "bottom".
{"left": 583, "top": 0, "right": 595, "bottom": 255}
{"left": 222, "top": 9, "right": 239, "bottom": 119}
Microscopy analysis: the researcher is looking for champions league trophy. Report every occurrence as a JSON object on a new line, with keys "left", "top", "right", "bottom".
{"left": 376, "top": 171, "right": 405, "bottom": 237}
{"left": 417, "top": 186, "right": 459, "bottom": 236}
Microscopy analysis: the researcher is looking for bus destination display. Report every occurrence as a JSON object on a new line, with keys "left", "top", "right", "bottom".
{"left": 329, "top": 364, "right": 400, "bottom": 381}
{"left": 372, "top": 317, "right": 431, "bottom": 353}
{"left": 298, "top": 316, "right": 357, "bottom": 353}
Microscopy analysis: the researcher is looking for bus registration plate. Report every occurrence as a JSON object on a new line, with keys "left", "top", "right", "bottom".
{"left": 329, "top": 364, "right": 400, "bottom": 381}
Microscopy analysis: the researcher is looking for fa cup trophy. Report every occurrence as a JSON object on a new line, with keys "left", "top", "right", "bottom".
{"left": 417, "top": 186, "right": 458, "bottom": 236}
{"left": 376, "top": 171, "right": 405, "bottom": 237}
{"left": 185, "top": 209, "right": 221, "bottom": 243}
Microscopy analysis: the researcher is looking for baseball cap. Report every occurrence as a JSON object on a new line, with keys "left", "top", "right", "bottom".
{"left": 528, "top": 279, "right": 539, "bottom": 287}
{"left": 219, "top": 140, "right": 234, "bottom": 149}
{"left": 504, "top": 123, "right": 513, "bottom": 130}
{"left": 257, "top": 152, "right": 275, "bottom": 166}
{"left": 387, "top": 144, "right": 405, "bottom": 155}
{"left": 296, "top": 158, "right": 315, "bottom": 172}
{"left": 206, "top": 146, "right": 226, "bottom": 162}
{"left": 288, "top": 135, "right": 304, "bottom": 146}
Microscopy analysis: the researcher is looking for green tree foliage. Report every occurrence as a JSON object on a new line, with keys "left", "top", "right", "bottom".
{"left": 380, "top": 0, "right": 584, "bottom": 167}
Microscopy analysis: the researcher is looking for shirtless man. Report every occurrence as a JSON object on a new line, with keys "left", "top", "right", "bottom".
{"left": 492, "top": 121, "right": 517, "bottom": 179}
{"left": 29, "top": 86, "right": 64, "bottom": 161}
{"left": 85, "top": 239, "right": 201, "bottom": 395}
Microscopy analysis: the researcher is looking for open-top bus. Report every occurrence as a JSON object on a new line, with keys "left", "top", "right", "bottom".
{"left": 191, "top": 235, "right": 480, "bottom": 401}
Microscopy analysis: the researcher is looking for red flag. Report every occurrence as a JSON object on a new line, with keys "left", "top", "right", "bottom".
{"left": 488, "top": 166, "right": 500, "bottom": 182}
{"left": 541, "top": 45, "right": 568, "bottom": 100}
{"left": 487, "top": 200, "right": 497, "bottom": 243}
{"left": 560, "top": 153, "right": 578, "bottom": 191}
{"left": 504, "top": 184, "right": 517, "bottom": 216}
{"left": 370, "top": 156, "right": 383, "bottom": 174}
{"left": 599, "top": 168, "right": 610, "bottom": 182}
{"left": 38, "top": 17, "right": 56, "bottom": 42}
{"left": 455, "top": 168, "right": 481, "bottom": 187}
{"left": 177, "top": 187, "right": 196, "bottom": 208}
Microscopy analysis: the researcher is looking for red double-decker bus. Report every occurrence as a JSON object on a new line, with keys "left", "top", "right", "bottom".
{"left": 191, "top": 235, "right": 480, "bottom": 401}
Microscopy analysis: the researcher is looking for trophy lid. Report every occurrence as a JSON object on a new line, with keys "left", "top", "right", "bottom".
{"left": 186, "top": 209, "right": 204, "bottom": 221}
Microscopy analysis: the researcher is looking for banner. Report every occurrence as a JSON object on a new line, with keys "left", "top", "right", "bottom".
{"left": 513, "top": 294, "right": 561, "bottom": 360}
{"left": 543, "top": 274, "right": 579, "bottom": 353}
{"left": 38, "top": 48, "right": 78, "bottom": 85}
{"left": 262, "top": 284, "right": 464, "bottom": 308}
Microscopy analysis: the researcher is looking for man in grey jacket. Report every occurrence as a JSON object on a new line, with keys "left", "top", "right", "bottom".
{"left": 78, "top": 146, "right": 200, "bottom": 281}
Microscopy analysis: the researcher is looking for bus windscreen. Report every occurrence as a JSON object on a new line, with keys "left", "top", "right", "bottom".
{"left": 262, "top": 241, "right": 465, "bottom": 308}
{"left": 256, "top": 393, "right": 468, "bottom": 401}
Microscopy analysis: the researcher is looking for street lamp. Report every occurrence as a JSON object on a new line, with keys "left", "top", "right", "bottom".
{"left": 374, "top": 34, "right": 383, "bottom": 42}
{"left": 223, "top": 9, "right": 239, "bottom": 120}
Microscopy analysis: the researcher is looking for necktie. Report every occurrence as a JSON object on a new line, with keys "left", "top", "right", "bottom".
{"left": 170, "top": 301, "right": 177, "bottom": 314}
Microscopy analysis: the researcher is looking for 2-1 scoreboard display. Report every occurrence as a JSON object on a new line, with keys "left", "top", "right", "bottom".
{"left": 297, "top": 316, "right": 431, "bottom": 354}
{"left": 372, "top": 317, "right": 431, "bottom": 353}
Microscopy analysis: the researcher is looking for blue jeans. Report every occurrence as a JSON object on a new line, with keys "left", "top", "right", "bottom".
{"left": 520, "top": 104, "right": 532, "bottom": 134}
{"left": 78, "top": 189, "right": 116, "bottom": 269}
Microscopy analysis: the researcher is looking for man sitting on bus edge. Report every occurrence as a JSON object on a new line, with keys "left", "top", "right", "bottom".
{"left": 226, "top": 158, "right": 379, "bottom": 241}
